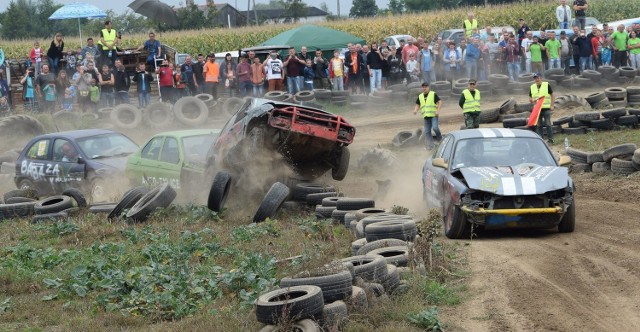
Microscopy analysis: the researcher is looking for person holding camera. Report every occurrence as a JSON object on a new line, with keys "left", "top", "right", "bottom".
{"left": 284, "top": 47, "right": 303, "bottom": 94}
{"left": 311, "top": 49, "right": 329, "bottom": 89}
{"left": 264, "top": 50, "right": 284, "bottom": 92}
{"left": 527, "top": 36, "right": 546, "bottom": 75}
{"left": 20, "top": 68, "right": 38, "bottom": 112}
{"left": 367, "top": 42, "right": 385, "bottom": 95}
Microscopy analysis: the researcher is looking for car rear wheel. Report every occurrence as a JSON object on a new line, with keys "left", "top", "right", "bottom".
{"left": 332, "top": 147, "right": 350, "bottom": 181}
{"left": 558, "top": 202, "right": 575, "bottom": 233}
{"left": 17, "top": 179, "right": 36, "bottom": 191}
{"left": 444, "top": 204, "right": 471, "bottom": 239}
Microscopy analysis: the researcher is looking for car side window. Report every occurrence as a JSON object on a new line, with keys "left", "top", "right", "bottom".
{"left": 160, "top": 137, "right": 180, "bottom": 164}
{"left": 435, "top": 136, "right": 451, "bottom": 159}
{"left": 52, "top": 139, "right": 75, "bottom": 162}
{"left": 26, "top": 139, "right": 50, "bottom": 160}
{"left": 141, "top": 137, "right": 163, "bottom": 161}
{"left": 440, "top": 136, "right": 454, "bottom": 163}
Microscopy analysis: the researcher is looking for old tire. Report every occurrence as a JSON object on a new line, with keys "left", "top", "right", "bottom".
{"left": 173, "top": 96, "right": 209, "bottom": 126}
{"left": 280, "top": 270, "right": 353, "bottom": 303}
{"left": 321, "top": 300, "right": 348, "bottom": 331}
{"left": 31, "top": 211, "right": 68, "bottom": 223}
{"left": 603, "top": 143, "right": 637, "bottom": 162}
{"left": 108, "top": 186, "right": 149, "bottom": 220}
{"left": 253, "top": 182, "right": 290, "bottom": 222}
{"left": 144, "top": 102, "right": 174, "bottom": 129}
{"left": 574, "top": 112, "right": 600, "bottom": 122}
{"left": 480, "top": 108, "right": 500, "bottom": 123}
{"left": 366, "top": 245, "right": 410, "bottom": 267}
{"left": 315, "top": 205, "right": 335, "bottom": 219}
{"left": 355, "top": 208, "right": 387, "bottom": 221}
{"left": 604, "top": 87, "right": 627, "bottom": 100}
{"left": 222, "top": 96, "right": 245, "bottom": 116}
{"left": 110, "top": 104, "right": 142, "bottom": 129}
{"left": 34, "top": 195, "right": 73, "bottom": 215}
{"left": 364, "top": 220, "right": 417, "bottom": 242}
{"left": 0, "top": 115, "right": 46, "bottom": 143}
{"left": 4, "top": 188, "right": 39, "bottom": 202}
{"left": 356, "top": 238, "right": 410, "bottom": 255}
{"left": 293, "top": 183, "right": 336, "bottom": 201}
{"left": 340, "top": 255, "right": 388, "bottom": 283}
{"left": 62, "top": 188, "right": 87, "bottom": 208}
{"left": 444, "top": 204, "right": 471, "bottom": 239}
{"left": 255, "top": 285, "right": 324, "bottom": 325}
{"left": 207, "top": 171, "right": 232, "bottom": 212}
{"left": 88, "top": 204, "right": 116, "bottom": 214}
{"left": 332, "top": 147, "right": 350, "bottom": 181}
{"left": 125, "top": 184, "right": 177, "bottom": 222}
{"left": 336, "top": 198, "right": 375, "bottom": 210}
{"left": 306, "top": 192, "right": 342, "bottom": 206}
{"left": 321, "top": 197, "right": 341, "bottom": 207}
{"left": 611, "top": 157, "right": 637, "bottom": 175}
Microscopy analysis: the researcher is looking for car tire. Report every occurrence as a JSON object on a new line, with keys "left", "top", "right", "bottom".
{"left": 280, "top": 270, "right": 353, "bottom": 303}
{"left": 293, "top": 183, "right": 336, "bottom": 201}
{"left": 585, "top": 91, "right": 606, "bottom": 105}
{"left": 207, "top": 171, "right": 232, "bottom": 212}
{"left": 615, "top": 115, "right": 639, "bottom": 126}
{"left": 255, "top": 285, "right": 324, "bottom": 325}
{"left": 295, "top": 90, "right": 315, "bottom": 102}
{"left": 552, "top": 115, "right": 573, "bottom": 126}
{"left": 320, "top": 300, "right": 349, "bottom": 331}
{"left": 222, "top": 96, "right": 245, "bottom": 117}
{"left": 558, "top": 201, "right": 575, "bottom": 233}
{"left": 0, "top": 115, "right": 46, "bottom": 143}
{"left": 604, "top": 87, "right": 627, "bottom": 100}
{"left": 195, "top": 93, "right": 217, "bottom": 108}
{"left": 364, "top": 220, "right": 417, "bottom": 242}
{"left": 381, "top": 264, "right": 401, "bottom": 293}
{"left": 444, "top": 204, "right": 471, "bottom": 239}
{"left": 144, "top": 102, "right": 174, "bottom": 129}
{"left": 126, "top": 184, "right": 177, "bottom": 222}
{"left": 585, "top": 152, "right": 605, "bottom": 164}
{"left": 108, "top": 186, "right": 149, "bottom": 220}
{"left": 89, "top": 204, "right": 116, "bottom": 214}
{"left": 603, "top": 143, "right": 637, "bottom": 162}
{"left": 340, "top": 255, "right": 388, "bottom": 283}
{"left": 392, "top": 131, "right": 415, "bottom": 147}
{"left": 502, "top": 118, "right": 527, "bottom": 128}
{"left": 356, "top": 238, "right": 410, "bottom": 255}
{"left": 259, "top": 319, "right": 321, "bottom": 332}
{"left": 611, "top": 157, "right": 637, "bottom": 175}
{"left": 479, "top": 107, "right": 500, "bottom": 123}
{"left": 562, "top": 127, "right": 587, "bottom": 135}
{"left": 332, "top": 147, "right": 350, "bottom": 181}
{"left": 601, "top": 108, "right": 627, "bottom": 119}
{"left": 590, "top": 118, "right": 614, "bottom": 130}
{"left": 6, "top": 197, "right": 36, "bottom": 204}
{"left": 592, "top": 161, "right": 611, "bottom": 173}
{"left": 253, "top": 182, "right": 290, "bottom": 222}
{"left": 331, "top": 209, "right": 354, "bottom": 225}
{"left": 574, "top": 111, "right": 600, "bottom": 122}
{"left": 355, "top": 208, "right": 387, "bottom": 221}
{"left": 110, "top": 104, "right": 142, "bottom": 129}
{"left": 336, "top": 197, "right": 375, "bottom": 210}
{"left": 62, "top": 188, "right": 88, "bottom": 208}
{"left": 34, "top": 195, "right": 73, "bottom": 215}
{"left": 306, "top": 192, "right": 342, "bottom": 206}
{"left": 4, "top": 188, "right": 39, "bottom": 202}
{"left": 349, "top": 285, "right": 368, "bottom": 312}
{"left": 173, "top": 96, "right": 209, "bottom": 126}
{"left": 366, "top": 245, "right": 410, "bottom": 267}
{"left": 31, "top": 211, "right": 68, "bottom": 224}
{"left": 321, "top": 197, "right": 341, "bottom": 207}
{"left": 315, "top": 205, "right": 336, "bottom": 219}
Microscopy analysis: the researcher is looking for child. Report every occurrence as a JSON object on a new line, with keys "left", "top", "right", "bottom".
{"left": 89, "top": 79, "right": 100, "bottom": 112}
{"left": 303, "top": 59, "right": 315, "bottom": 91}
{"left": 405, "top": 52, "right": 419, "bottom": 82}
{"left": 133, "top": 62, "right": 154, "bottom": 108}
{"left": 329, "top": 50, "right": 344, "bottom": 91}
{"left": 82, "top": 53, "right": 93, "bottom": 68}
{"left": 20, "top": 68, "right": 37, "bottom": 112}
{"left": 29, "top": 41, "right": 43, "bottom": 76}
{"left": 62, "top": 86, "right": 75, "bottom": 111}
{"left": 66, "top": 50, "right": 77, "bottom": 76}
{"left": 251, "top": 56, "right": 265, "bottom": 97}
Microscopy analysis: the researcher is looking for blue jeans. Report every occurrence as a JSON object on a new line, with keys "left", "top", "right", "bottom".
{"left": 549, "top": 58, "right": 561, "bottom": 69}
{"left": 423, "top": 116, "right": 442, "bottom": 149}
{"left": 239, "top": 80, "right": 252, "bottom": 97}
{"left": 558, "top": 22, "right": 570, "bottom": 29}
{"left": 138, "top": 91, "right": 150, "bottom": 108}
{"left": 304, "top": 82, "right": 313, "bottom": 90}
{"left": 369, "top": 69, "right": 382, "bottom": 93}
{"left": 296, "top": 76, "right": 304, "bottom": 92}
{"left": 421, "top": 71, "right": 432, "bottom": 84}
{"left": 101, "top": 92, "right": 115, "bottom": 107}
{"left": 579, "top": 56, "right": 591, "bottom": 71}
{"left": 287, "top": 76, "right": 300, "bottom": 94}
{"left": 536, "top": 109, "right": 553, "bottom": 141}
{"left": 253, "top": 83, "right": 264, "bottom": 97}
{"left": 48, "top": 57, "right": 59, "bottom": 74}
{"left": 507, "top": 62, "right": 520, "bottom": 81}
{"left": 466, "top": 60, "right": 478, "bottom": 79}
{"left": 117, "top": 91, "right": 129, "bottom": 105}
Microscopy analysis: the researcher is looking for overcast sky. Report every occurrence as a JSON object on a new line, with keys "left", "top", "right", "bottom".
{"left": 0, "top": 0, "right": 392, "bottom": 18}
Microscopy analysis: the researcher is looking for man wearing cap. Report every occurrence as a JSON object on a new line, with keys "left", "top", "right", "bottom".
{"left": 459, "top": 79, "right": 481, "bottom": 129}
{"left": 413, "top": 82, "right": 442, "bottom": 150}
{"left": 529, "top": 73, "right": 555, "bottom": 144}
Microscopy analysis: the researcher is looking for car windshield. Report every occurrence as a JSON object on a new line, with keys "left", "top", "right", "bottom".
{"left": 76, "top": 133, "right": 139, "bottom": 159}
{"left": 183, "top": 134, "right": 216, "bottom": 163}
{"left": 451, "top": 137, "right": 556, "bottom": 169}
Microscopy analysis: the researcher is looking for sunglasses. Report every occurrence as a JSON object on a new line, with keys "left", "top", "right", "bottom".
{"left": 469, "top": 83, "right": 476, "bottom": 85}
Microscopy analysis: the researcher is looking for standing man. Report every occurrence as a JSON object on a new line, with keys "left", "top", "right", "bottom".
{"left": 180, "top": 55, "right": 197, "bottom": 95}
{"left": 506, "top": 35, "right": 521, "bottom": 81}
{"left": 133, "top": 62, "right": 153, "bottom": 108}
{"left": 546, "top": 31, "right": 562, "bottom": 69}
{"left": 466, "top": 37, "right": 482, "bottom": 79}
{"left": 298, "top": 46, "right": 310, "bottom": 91}
{"left": 576, "top": 29, "right": 593, "bottom": 72}
{"left": 361, "top": 45, "right": 370, "bottom": 93}
{"left": 236, "top": 55, "right": 252, "bottom": 97}
{"left": 610, "top": 24, "right": 629, "bottom": 68}
{"left": 556, "top": 0, "right": 572, "bottom": 29}
{"left": 344, "top": 45, "right": 363, "bottom": 94}
{"left": 312, "top": 49, "right": 330, "bottom": 89}
{"left": 283, "top": 47, "right": 302, "bottom": 94}
{"left": 192, "top": 54, "right": 205, "bottom": 94}
{"left": 367, "top": 42, "right": 384, "bottom": 95}
{"left": 413, "top": 82, "right": 442, "bottom": 150}
{"left": 98, "top": 64, "right": 115, "bottom": 107}
{"left": 264, "top": 50, "right": 284, "bottom": 92}
{"left": 464, "top": 12, "right": 478, "bottom": 39}
{"left": 419, "top": 41, "right": 434, "bottom": 84}
{"left": 459, "top": 79, "right": 481, "bottom": 129}
{"left": 97, "top": 20, "right": 119, "bottom": 68}
{"left": 82, "top": 38, "right": 100, "bottom": 68}
{"left": 573, "top": 0, "right": 588, "bottom": 31}
{"left": 527, "top": 36, "right": 545, "bottom": 75}
{"left": 36, "top": 64, "right": 56, "bottom": 112}
{"left": 529, "top": 72, "right": 555, "bottom": 144}
{"left": 137, "top": 32, "right": 161, "bottom": 69}
{"left": 521, "top": 31, "right": 534, "bottom": 73}
{"left": 558, "top": 31, "right": 573, "bottom": 74}
{"left": 113, "top": 59, "right": 130, "bottom": 105}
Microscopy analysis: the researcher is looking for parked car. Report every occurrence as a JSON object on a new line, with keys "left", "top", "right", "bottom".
{"left": 422, "top": 128, "right": 575, "bottom": 239}
{"left": 384, "top": 34, "right": 414, "bottom": 49}
{"left": 15, "top": 129, "right": 138, "bottom": 201}
{"left": 126, "top": 129, "right": 220, "bottom": 191}
{"left": 573, "top": 16, "right": 601, "bottom": 28}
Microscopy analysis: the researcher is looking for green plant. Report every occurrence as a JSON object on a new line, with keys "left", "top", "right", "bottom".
{"left": 407, "top": 307, "right": 445, "bottom": 331}
{"left": 0, "top": 297, "right": 12, "bottom": 313}
{"left": 391, "top": 205, "right": 409, "bottom": 215}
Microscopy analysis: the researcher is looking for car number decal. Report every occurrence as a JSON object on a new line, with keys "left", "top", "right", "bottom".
{"left": 20, "top": 160, "right": 80, "bottom": 183}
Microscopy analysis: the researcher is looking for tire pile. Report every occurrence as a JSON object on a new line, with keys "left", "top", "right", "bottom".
{"left": 254, "top": 187, "right": 420, "bottom": 331}
{"left": 565, "top": 143, "right": 640, "bottom": 175}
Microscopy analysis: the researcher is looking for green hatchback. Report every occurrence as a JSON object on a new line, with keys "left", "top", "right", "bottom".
{"left": 126, "top": 129, "right": 219, "bottom": 190}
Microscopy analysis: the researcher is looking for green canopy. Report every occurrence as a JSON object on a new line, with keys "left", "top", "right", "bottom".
{"left": 259, "top": 25, "right": 366, "bottom": 52}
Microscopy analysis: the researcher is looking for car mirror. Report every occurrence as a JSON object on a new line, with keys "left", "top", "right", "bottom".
{"left": 558, "top": 155, "right": 571, "bottom": 166}
{"left": 432, "top": 158, "right": 448, "bottom": 169}
{"left": 77, "top": 156, "right": 86, "bottom": 164}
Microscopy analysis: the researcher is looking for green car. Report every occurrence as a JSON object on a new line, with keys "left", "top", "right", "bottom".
{"left": 126, "top": 129, "right": 220, "bottom": 190}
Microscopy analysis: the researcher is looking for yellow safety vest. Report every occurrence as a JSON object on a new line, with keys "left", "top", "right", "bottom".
{"left": 99, "top": 29, "right": 116, "bottom": 50}
{"left": 464, "top": 19, "right": 478, "bottom": 37}
{"left": 530, "top": 82, "right": 551, "bottom": 109}
{"left": 419, "top": 91, "right": 437, "bottom": 118}
{"left": 462, "top": 89, "right": 481, "bottom": 113}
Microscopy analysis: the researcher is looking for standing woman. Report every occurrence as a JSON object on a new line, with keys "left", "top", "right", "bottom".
{"left": 56, "top": 69, "right": 71, "bottom": 109}
{"left": 47, "top": 32, "right": 65, "bottom": 75}
{"left": 628, "top": 31, "right": 640, "bottom": 69}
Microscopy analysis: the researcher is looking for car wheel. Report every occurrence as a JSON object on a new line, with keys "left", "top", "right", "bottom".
{"left": 332, "top": 147, "right": 350, "bottom": 181}
{"left": 207, "top": 171, "right": 232, "bottom": 212}
{"left": 17, "top": 179, "right": 36, "bottom": 191}
{"left": 558, "top": 202, "right": 576, "bottom": 233}
{"left": 444, "top": 204, "right": 471, "bottom": 239}
{"left": 90, "top": 178, "right": 109, "bottom": 203}
{"left": 253, "top": 182, "right": 290, "bottom": 222}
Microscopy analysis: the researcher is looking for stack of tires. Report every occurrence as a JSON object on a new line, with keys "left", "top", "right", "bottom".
{"left": 313, "top": 89, "right": 332, "bottom": 103}
{"left": 605, "top": 87, "right": 627, "bottom": 107}
{"left": 552, "top": 108, "right": 640, "bottom": 135}
{"left": 315, "top": 197, "right": 376, "bottom": 225}
{"left": 514, "top": 73, "right": 535, "bottom": 94}
{"left": 566, "top": 144, "right": 640, "bottom": 175}
{"left": 479, "top": 107, "right": 500, "bottom": 124}
{"left": 627, "top": 86, "right": 640, "bottom": 107}
{"left": 430, "top": 81, "right": 452, "bottom": 100}
{"left": 451, "top": 78, "right": 470, "bottom": 100}
{"left": 331, "top": 91, "right": 350, "bottom": 106}
{"left": 406, "top": 82, "right": 423, "bottom": 102}
{"left": 585, "top": 91, "right": 611, "bottom": 109}
{"left": 488, "top": 74, "right": 509, "bottom": 96}
{"left": 294, "top": 90, "right": 316, "bottom": 103}
{"left": 501, "top": 101, "right": 533, "bottom": 129}
{"left": 388, "top": 83, "right": 408, "bottom": 103}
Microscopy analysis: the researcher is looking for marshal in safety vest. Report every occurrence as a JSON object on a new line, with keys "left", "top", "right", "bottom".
{"left": 418, "top": 91, "right": 438, "bottom": 117}
{"left": 462, "top": 89, "right": 481, "bottom": 113}
{"left": 99, "top": 29, "right": 116, "bottom": 50}
{"left": 464, "top": 19, "right": 478, "bottom": 37}
{"left": 530, "top": 82, "right": 551, "bottom": 109}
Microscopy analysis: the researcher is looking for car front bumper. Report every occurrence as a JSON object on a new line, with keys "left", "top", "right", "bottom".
{"left": 461, "top": 205, "right": 565, "bottom": 230}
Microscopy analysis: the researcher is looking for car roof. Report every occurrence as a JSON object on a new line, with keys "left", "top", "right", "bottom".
{"left": 151, "top": 129, "right": 221, "bottom": 138}
{"left": 449, "top": 128, "right": 541, "bottom": 140}
{"left": 35, "top": 129, "right": 118, "bottom": 140}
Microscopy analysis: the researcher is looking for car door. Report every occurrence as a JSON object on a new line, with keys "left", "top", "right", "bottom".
{"left": 51, "top": 138, "right": 85, "bottom": 192}
{"left": 430, "top": 135, "right": 454, "bottom": 210}
{"left": 18, "top": 138, "right": 53, "bottom": 193}
{"left": 157, "top": 136, "right": 182, "bottom": 189}
{"left": 129, "top": 136, "right": 164, "bottom": 187}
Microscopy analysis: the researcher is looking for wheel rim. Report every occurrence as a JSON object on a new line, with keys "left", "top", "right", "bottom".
{"left": 92, "top": 181, "right": 107, "bottom": 202}
{"left": 19, "top": 181, "right": 32, "bottom": 190}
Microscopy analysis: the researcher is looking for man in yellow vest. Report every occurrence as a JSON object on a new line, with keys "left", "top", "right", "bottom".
{"left": 529, "top": 72, "right": 555, "bottom": 144}
{"left": 98, "top": 20, "right": 119, "bottom": 68}
{"left": 413, "top": 82, "right": 443, "bottom": 150}
{"left": 459, "top": 79, "right": 481, "bottom": 129}
{"left": 464, "top": 12, "right": 478, "bottom": 38}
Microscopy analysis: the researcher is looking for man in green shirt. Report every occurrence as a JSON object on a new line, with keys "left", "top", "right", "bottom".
{"left": 527, "top": 36, "right": 545, "bottom": 75}
{"left": 545, "top": 31, "right": 562, "bottom": 69}
{"left": 610, "top": 24, "right": 629, "bottom": 68}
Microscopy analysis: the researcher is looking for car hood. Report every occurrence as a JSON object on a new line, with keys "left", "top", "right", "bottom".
{"left": 92, "top": 156, "right": 129, "bottom": 171}
{"left": 459, "top": 165, "right": 569, "bottom": 195}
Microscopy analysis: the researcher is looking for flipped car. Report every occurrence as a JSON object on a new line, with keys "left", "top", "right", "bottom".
{"left": 422, "top": 128, "right": 575, "bottom": 239}
{"left": 126, "top": 129, "right": 219, "bottom": 190}
{"left": 15, "top": 129, "right": 138, "bottom": 200}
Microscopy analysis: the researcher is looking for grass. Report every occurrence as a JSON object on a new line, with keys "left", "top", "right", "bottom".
{"left": 556, "top": 126, "right": 640, "bottom": 152}
{"left": 0, "top": 203, "right": 468, "bottom": 331}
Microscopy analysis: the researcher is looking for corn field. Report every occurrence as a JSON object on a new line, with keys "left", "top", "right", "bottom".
{"left": 1, "top": 0, "right": 639, "bottom": 60}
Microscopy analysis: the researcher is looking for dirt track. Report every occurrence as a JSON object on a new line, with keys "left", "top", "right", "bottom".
{"left": 345, "top": 95, "right": 640, "bottom": 331}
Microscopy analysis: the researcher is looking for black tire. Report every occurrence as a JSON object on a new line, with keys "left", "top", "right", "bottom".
{"left": 312, "top": 89, "right": 331, "bottom": 100}
{"left": 97, "top": 107, "right": 114, "bottom": 119}
{"left": 366, "top": 245, "right": 409, "bottom": 267}
{"left": 592, "top": 162, "right": 611, "bottom": 173}
{"left": 6, "top": 197, "right": 36, "bottom": 204}
{"left": 382, "top": 264, "right": 401, "bottom": 294}
{"left": 321, "top": 300, "right": 349, "bottom": 331}
{"left": 575, "top": 76, "right": 593, "bottom": 87}
{"left": 108, "top": 186, "right": 149, "bottom": 220}
{"left": 340, "top": 255, "right": 388, "bottom": 282}
{"left": 568, "top": 118, "right": 590, "bottom": 128}
{"left": 264, "top": 91, "right": 286, "bottom": 100}
{"left": 562, "top": 127, "right": 586, "bottom": 135}
{"left": 356, "top": 238, "right": 410, "bottom": 255}
{"left": 566, "top": 148, "right": 588, "bottom": 164}
{"left": 207, "top": 171, "right": 231, "bottom": 212}
{"left": 558, "top": 202, "right": 575, "bottom": 233}
{"left": 321, "top": 197, "right": 341, "bottom": 207}
{"left": 601, "top": 108, "right": 627, "bottom": 119}
{"left": 586, "top": 152, "right": 605, "bottom": 164}
{"left": 630, "top": 109, "right": 640, "bottom": 116}
{"left": 143, "top": 102, "right": 174, "bottom": 129}
{"left": 126, "top": 184, "right": 177, "bottom": 222}
{"left": 498, "top": 98, "right": 516, "bottom": 114}
{"left": 293, "top": 183, "right": 336, "bottom": 201}
{"left": 581, "top": 70, "right": 602, "bottom": 81}
{"left": 479, "top": 108, "right": 500, "bottom": 123}
{"left": 0, "top": 201, "right": 35, "bottom": 219}
{"left": 364, "top": 220, "right": 417, "bottom": 242}
{"left": 4, "top": 188, "right": 39, "bottom": 202}
{"left": 503, "top": 118, "right": 527, "bottom": 128}
{"left": 590, "top": 118, "right": 614, "bottom": 130}
{"left": 253, "top": 182, "right": 290, "bottom": 222}
{"left": 294, "top": 90, "right": 315, "bottom": 102}
{"left": 195, "top": 93, "right": 217, "bottom": 108}
{"left": 352, "top": 238, "right": 367, "bottom": 255}
{"left": 222, "top": 97, "right": 245, "bottom": 116}
{"left": 336, "top": 198, "right": 375, "bottom": 210}
{"left": 391, "top": 131, "right": 415, "bottom": 147}
{"left": 331, "top": 209, "right": 354, "bottom": 225}
{"left": 355, "top": 208, "right": 387, "bottom": 221}
{"left": 619, "top": 66, "right": 637, "bottom": 78}
{"left": 627, "top": 86, "right": 640, "bottom": 95}
{"left": 315, "top": 205, "right": 335, "bottom": 219}
{"left": 585, "top": 92, "right": 606, "bottom": 105}
{"left": 306, "top": 192, "right": 342, "bottom": 206}
{"left": 255, "top": 285, "right": 324, "bottom": 325}
{"left": 517, "top": 73, "right": 535, "bottom": 82}
{"left": 552, "top": 116, "right": 573, "bottom": 126}
{"left": 633, "top": 149, "right": 640, "bottom": 167}
{"left": 31, "top": 211, "right": 68, "bottom": 224}
{"left": 604, "top": 87, "right": 627, "bottom": 100}
{"left": 611, "top": 157, "right": 637, "bottom": 175}
{"left": 62, "top": 188, "right": 87, "bottom": 208}
{"left": 603, "top": 143, "right": 637, "bottom": 162}
{"left": 110, "top": 104, "right": 142, "bottom": 129}
{"left": 34, "top": 195, "right": 73, "bottom": 215}
{"left": 574, "top": 112, "right": 600, "bottom": 122}
{"left": 597, "top": 65, "right": 616, "bottom": 75}
{"left": 615, "top": 115, "right": 639, "bottom": 126}
{"left": 514, "top": 102, "right": 534, "bottom": 113}
{"left": 444, "top": 204, "right": 471, "bottom": 239}
{"left": 0, "top": 115, "right": 46, "bottom": 144}
{"left": 280, "top": 270, "right": 353, "bottom": 303}
{"left": 173, "top": 96, "right": 209, "bottom": 126}
{"left": 88, "top": 204, "right": 116, "bottom": 214}
{"left": 593, "top": 99, "right": 612, "bottom": 110}
{"left": 332, "top": 147, "right": 350, "bottom": 181}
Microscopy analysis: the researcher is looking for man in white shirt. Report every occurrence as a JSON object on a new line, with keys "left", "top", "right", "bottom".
{"left": 264, "top": 51, "right": 284, "bottom": 91}
{"left": 556, "top": 0, "right": 572, "bottom": 29}
{"left": 521, "top": 31, "right": 534, "bottom": 73}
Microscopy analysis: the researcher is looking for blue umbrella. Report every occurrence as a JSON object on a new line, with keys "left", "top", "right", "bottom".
{"left": 49, "top": 2, "right": 107, "bottom": 47}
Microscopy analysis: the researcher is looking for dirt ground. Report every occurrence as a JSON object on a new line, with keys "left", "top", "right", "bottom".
{"left": 342, "top": 91, "right": 640, "bottom": 331}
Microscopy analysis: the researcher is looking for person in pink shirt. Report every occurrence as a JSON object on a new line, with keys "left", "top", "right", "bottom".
{"left": 402, "top": 37, "right": 420, "bottom": 66}
{"left": 30, "top": 41, "right": 44, "bottom": 76}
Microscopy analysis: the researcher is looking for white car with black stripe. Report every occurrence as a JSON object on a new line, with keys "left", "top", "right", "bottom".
{"left": 422, "top": 128, "right": 575, "bottom": 239}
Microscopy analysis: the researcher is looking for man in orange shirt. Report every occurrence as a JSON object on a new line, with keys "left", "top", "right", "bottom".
{"left": 203, "top": 54, "right": 220, "bottom": 99}
{"left": 344, "top": 44, "right": 364, "bottom": 94}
